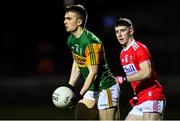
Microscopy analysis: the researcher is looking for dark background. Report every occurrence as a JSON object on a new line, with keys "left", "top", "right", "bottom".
{"left": 0, "top": 0, "right": 179, "bottom": 119}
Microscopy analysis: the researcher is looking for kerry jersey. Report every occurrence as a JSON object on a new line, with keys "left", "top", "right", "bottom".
{"left": 120, "top": 39, "right": 165, "bottom": 105}
{"left": 67, "top": 29, "right": 116, "bottom": 91}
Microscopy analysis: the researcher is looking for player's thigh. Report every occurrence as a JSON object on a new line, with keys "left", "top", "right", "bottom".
{"left": 99, "top": 106, "right": 120, "bottom": 120}
{"left": 98, "top": 84, "right": 120, "bottom": 109}
{"left": 125, "top": 105, "right": 143, "bottom": 120}
{"left": 142, "top": 100, "right": 165, "bottom": 120}
{"left": 74, "top": 98, "right": 98, "bottom": 120}
{"left": 125, "top": 113, "right": 143, "bottom": 120}
{"left": 143, "top": 112, "right": 162, "bottom": 120}
{"left": 98, "top": 84, "right": 120, "bottom": 120}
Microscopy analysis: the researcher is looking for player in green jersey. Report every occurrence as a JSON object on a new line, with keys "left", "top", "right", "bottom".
{"left": 63, "top": 4, "right": 120, "bottom": 120}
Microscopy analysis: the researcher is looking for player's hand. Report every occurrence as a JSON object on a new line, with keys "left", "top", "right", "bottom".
{"left": 115, "top": 76, "right": 128, "bottom": 84}
{"left": 129, "top": 96, "right": 138, "bottom": 107}
{"left": 65, "top": 93, "right": 83, "bottom": 110}
{"left": 71, "top": 92, "right": 83, "bottom": 105}
{"left": 63, "top": 83, "right": 74, "bottom": 91}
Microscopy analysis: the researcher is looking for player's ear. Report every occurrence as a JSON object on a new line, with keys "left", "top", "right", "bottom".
{"left": 77, "top": 19, "right": 83, "bottom": 26}
{"left": 129, "top": 26, "right": 134, "bottom": 36}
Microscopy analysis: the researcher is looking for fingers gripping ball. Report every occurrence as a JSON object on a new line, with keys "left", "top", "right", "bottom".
{"left": 52, "top": 86, "right": 75, "bottom": 109}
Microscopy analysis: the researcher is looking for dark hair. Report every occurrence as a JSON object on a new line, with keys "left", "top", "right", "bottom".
{"left": 115, "top": 17, "right": 133, "bottom": 27}
{"left": 65, "top": 4, "right": 88, "bottom": 27}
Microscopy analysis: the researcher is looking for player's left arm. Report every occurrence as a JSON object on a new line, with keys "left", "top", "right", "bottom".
{"left": 126, "top": 60, "right": 152, "bottom": 82}
{"left": 80, "top": 64, "right": 98, "bottom": 95}
{"left": 79, "top": 43, "right": 101, "bottom": 95}
{"left": 127, "top": 44, "right": 152, "bottom": 82}
{"left": 70, "top": 64, "right": 98, "bottom": 105}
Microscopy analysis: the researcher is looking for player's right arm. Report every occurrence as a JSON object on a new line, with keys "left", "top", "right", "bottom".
{"left": 68, "top": 60, "right": 81, "bottom": 86}
{"left": 68, "top": 60, "right": 83, "bottom": 105}
{"left": 126, "top": 60, "right": 152, "bottom": 82}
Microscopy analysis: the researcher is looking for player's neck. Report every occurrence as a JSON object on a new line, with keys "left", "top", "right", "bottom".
{"left": 123, "top": 37, "right": 134, "bottom": 49}
{"left": 72, "top": 27, "right": 84, "bottom": 39}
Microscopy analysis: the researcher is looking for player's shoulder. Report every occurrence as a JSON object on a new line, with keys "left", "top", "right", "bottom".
{"left": 84, "top": 29, "right": 102, "bottom": 44}
{"left": 67, "top": 34, "right": 75, "bottom": 45}
{"left": 133, "top": 40, "right": 148, "bottom": 50}
{"left": 67, "top": 34, "right": 73, "bottom": 42}
{"left": 67, "top": 34, "right": 74, "bottom": 41}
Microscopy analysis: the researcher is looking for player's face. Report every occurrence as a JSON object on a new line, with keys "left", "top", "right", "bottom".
{"left": 115, "top": 26, "right": 133, "bottom": 47}
{"left": 64, "top": 12, "right": 80, "bottom": 33}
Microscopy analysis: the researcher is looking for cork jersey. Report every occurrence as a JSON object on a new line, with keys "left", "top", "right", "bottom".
{"left": 120, "top": 40, "right": 165, "bottom": 105}
{"left": 67, "top": 29, "right": 116, "bottom": 91}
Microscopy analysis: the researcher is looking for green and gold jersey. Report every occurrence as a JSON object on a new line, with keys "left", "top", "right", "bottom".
{"left": 67, "top": 29, "right": 116, "bottom": 91}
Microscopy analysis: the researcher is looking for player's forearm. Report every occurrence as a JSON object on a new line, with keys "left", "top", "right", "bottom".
{"left": 127, "top": 60, "right": 152, "bottom": 82}
{"left": 127, "top": 67, "right": 151, "bottom": 82}
{"left": 80, "top": 65, "right": 98, "bottom": 95}
{"left": 80, "top": 72, "right": 97, "bottom": 95}
{"left": 68, "top": 61, "right": 80, "bottom": 86}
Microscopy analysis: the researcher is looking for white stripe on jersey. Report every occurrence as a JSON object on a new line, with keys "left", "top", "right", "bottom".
{"left": 132, "top": 41, "right": 139, "bottom": 50}
{"left": 122, "top": 39, "right": 139, "bottom": 52}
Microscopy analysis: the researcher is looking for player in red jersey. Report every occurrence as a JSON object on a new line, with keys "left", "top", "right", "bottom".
{"left": 114, "top": 17, "right": 166, "bottom": 120}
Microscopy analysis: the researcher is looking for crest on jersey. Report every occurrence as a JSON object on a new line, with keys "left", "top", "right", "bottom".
{"left": 129, "top": 55, "right": 133, "bottom": 61}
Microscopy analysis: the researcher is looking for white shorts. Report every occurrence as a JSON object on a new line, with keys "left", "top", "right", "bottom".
{"left": 83, "top": 83, "right": 120, "bottom": 109}
{"left": 129, "top": 100, "right": 166, "bottom": 116}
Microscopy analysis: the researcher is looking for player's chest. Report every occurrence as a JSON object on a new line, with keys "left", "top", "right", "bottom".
{"left": 121, "top": 50, "right": 136, "bottom": 65}
{"left": 71, "top": 43, "right": 87, "bottom": 67}
{"left": 120, "top": 51, "right": 139, "bottom": 75}
{"left": 71, "top": 44, "right": 84, "bottom": 55}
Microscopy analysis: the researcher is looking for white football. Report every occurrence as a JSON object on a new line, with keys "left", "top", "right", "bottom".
{"left": 52, "top": 86, "right": 74, "bottom": 108}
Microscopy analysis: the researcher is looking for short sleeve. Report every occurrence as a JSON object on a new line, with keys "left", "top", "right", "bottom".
{"left": 136, "top": 44, "right": 151, "bottom": 63}
{"left": 85, "top": 43, "right": 103, "bottom": 65}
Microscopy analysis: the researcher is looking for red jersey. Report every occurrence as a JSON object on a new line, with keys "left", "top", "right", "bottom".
{"left": 120, "top": 40, "right": 166, "bottom": 105}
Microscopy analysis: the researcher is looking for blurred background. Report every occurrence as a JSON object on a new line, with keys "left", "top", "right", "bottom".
{"left": 0, "top": 0, "right": 180, "bottom": 119}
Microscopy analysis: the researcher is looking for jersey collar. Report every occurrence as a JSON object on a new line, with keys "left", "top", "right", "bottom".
{"left": 123, "top": 39, "right": 135, "bottom": 51}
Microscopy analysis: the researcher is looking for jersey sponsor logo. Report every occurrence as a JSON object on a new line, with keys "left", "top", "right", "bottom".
{"left": 123, "top": 63, "right": 137, "bottom": 75}
{"left": 73, "top": 53, "right": 86, "bottom": 67}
